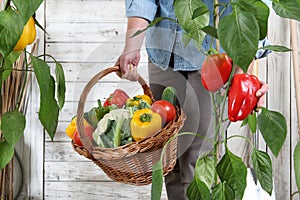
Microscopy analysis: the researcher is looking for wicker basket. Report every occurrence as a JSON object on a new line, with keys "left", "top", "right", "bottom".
{"left": 72, "top": 66, "right": 186, "bottom": 186}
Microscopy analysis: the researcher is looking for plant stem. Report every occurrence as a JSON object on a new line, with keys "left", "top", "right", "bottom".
{"left": 16, "top": 51, "right": 29, "bottom": 110}
{"left": 211, "top": 92, "right": 221, "bottom": 185}
{"left": 0, "top": 55, "right": 4, "bottom": 117}
{"left": 226, "top": 135, "right": 254, "bottom": 149}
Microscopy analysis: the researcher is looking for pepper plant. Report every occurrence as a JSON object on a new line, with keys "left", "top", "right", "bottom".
{"left": 0, "top": 0, "right": 65, "bottom": 170}
{"left": 149, "top": 0, "right": 300, "bottom": 199}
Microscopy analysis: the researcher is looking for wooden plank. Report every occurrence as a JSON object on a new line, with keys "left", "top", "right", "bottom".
{"left": 44, "top": 182, "right": 168, "bottom": 200}
{"left": 46, "top": 22, "right": 126, "bottom": 43}
{"left": 48, "top": 62, "right": 149, "bottom": 82}
{"left": 45, "top": 43, "right": 148, "bottom": 63}
{"left": 46, "top": 0, "right": 126, "bottom": 23}
{"left": 45, "top": 142, "right": 87, "bottom": 162}
{"left": 291, "top": 21, "right": 300, "bottom": 199}
{"left": 267, "top": 10, "right": 292, "bottom": 199}
{"left": 257, "top": 57, "right": 268, "bottom": 152}
{"left": 45, "top": 162, "right": 110, "bottom": 181}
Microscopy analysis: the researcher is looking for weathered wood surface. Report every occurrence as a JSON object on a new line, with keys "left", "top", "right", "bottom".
{"left": 42, "top": 0, "right": 168, "bottom": 199}
{"left": 19, "top": 0, "right": 300, "bottom": 199}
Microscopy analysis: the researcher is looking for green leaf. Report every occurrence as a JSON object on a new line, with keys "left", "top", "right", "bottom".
{"left": 187, "top": 177, "right": 211, "bottom": 200}
{"left": 241, "top": 113, "right": 257, "bottom": 133}
{"left": 216, "top": 148, "right": 247, "bottom": 200}
{"left": 55, "top": 61, "right": 66, "bottom": 109}
{"left": 12, "top": 0, "right": 43, "bottom": 23}
{"left": 212, "top": 182, "right": 235, "bottom": 200}
{"left": 2, "top": 110, "right": 26, "bottom": 146}
{"left": 257, "top": 107, "right": 287, "bottom": 157}
{"left": 194, "top": 155, "right": 215, "bottom": 188}
{"left": 260, "top": 45, "right": 292, "bottom": 52}
{"left": 218, "top": 8, "right": 259, "bottom": 72}
{"left": 31, "top": 56, "right": 59, "bottom": 140}
{"left": 151, "top": 161, "right": 163, "bottom": 200}
{"left": 251, "top": 148, "right": 273, "bottom": 195}
{"left": 131, "top": 17, "right": 175, "bottom": 38}
{"left": 2, "top": 51, "right": 21, "bottom": 81}
{"left": 0, "top": 140, "right": 14, "bottom": 170}
{"left": 0, "top": 10, "right": 23, "bottom": 58}
{"left": 272, "top": 0, "right": 300, "bottom": 21}
{"left": 294, "top": 141, "right": 300, "bottom": 192}
{"left": 201, "top": 26, "right": 218, "bottom": 39}
{"left": 174, "top": 0, "right": 209, "bottom": 49}
{"left": 235, "top": 0, "right": 270, "bottom": 40}
{"left": 192, "top": 6, "right": 210, "bottom": 20}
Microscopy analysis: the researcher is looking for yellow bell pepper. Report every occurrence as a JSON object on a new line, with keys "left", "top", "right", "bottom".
{"left": 65, "top": 117, "right": 91, "bottom": 139}
{"left": 130, "top": 108, "right": 162, "bottom": 141}
{"left": 126, "top": 94, "right": 152, "bottom": 108}
{"left": 14, "top": 16, "right": 36, "bottom": 51}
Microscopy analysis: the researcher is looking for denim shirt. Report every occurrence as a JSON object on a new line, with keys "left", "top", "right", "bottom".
{"left": 125, "top": 0, "right": 270, "bottom": 71}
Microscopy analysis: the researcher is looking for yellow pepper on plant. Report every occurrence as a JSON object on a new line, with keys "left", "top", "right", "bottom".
{"left": 14, "top": 16, "right": 36, "bottom": 51}
{"left": 130, "top": 108, "right": 162, "bottom": 141}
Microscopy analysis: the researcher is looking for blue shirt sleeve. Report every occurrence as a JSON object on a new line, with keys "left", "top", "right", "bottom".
{"left": 125, "top": 0, "right": 158, "bottom": 22}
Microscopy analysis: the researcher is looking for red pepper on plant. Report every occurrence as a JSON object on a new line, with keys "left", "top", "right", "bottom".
{"left": 201, "top": 53, "right": 233, "bottom": 92}
{"left": 103, "top": 89, "right": 129, "bottom": 108}
{"left": 228, "top": 73, "right": 262, "bottom": 122}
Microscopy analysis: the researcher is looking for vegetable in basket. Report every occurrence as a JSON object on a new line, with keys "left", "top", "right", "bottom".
{"left": 103, "top": 89, "right": 129, "bottom": 108}
{"left": 65, "top": 117, "right": 91, "bottom": 139}
{"left": 85, "top": 100, "right": 111, "bottom": 128}
{"left": 93, "top": 108, "right": 132, "bottom": 148}
{"left": 65, "top": 117, "right": 95, "bottom": 146}
{"left": 130, "top": 108, "right": 162, "bottom": 141}
{"left": 151, "top": 100, "right": 176, "bottom": 125}
{"left": 126, "top": 94, "right": 152, "bottom": 108}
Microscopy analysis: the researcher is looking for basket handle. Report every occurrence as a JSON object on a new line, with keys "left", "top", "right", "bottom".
{"left": 76, "top": 66, "right": 154, "bottom": 150}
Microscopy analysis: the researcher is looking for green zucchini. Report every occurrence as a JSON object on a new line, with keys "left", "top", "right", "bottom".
{"left": 162, "top": 86, "right": 177, "bottom": 105}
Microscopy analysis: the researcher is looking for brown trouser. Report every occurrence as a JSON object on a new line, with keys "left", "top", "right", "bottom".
{"left": 148, "top": 62, "right": 214, "bottom": 200}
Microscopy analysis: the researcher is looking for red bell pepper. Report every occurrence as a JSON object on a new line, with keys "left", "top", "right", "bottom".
{"left": 103, "top": 89, "right": 129, "bottom": 108}
{"left": 201, "top": 53, "right": 233, "bottom": 92}
{"left": 228, "top": 74, "right": 261, "bottom": 122}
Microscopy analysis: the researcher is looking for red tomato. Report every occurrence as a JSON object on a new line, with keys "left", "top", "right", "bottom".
{"left": 151, "top": 100, "right": 176, "bottom": 124}
{"left": 103, "top": 89, "right": 129, "bottom": 108}
{"left": 201, "top": 53, "right": 233, "bottom": 92}
{"left": 73, "top": 126, "right": 95, "bottom": 146}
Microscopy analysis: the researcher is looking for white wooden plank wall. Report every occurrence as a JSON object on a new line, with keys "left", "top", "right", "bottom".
{"left": 9, "top": 0, "right": 298, "bottom": 199}
{"left": 43, "top": 0, "right": 167, "bottom": 199}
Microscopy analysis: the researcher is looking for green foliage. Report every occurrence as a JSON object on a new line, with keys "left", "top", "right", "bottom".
{"left": 151, "top": 161, "right": 163, "bottom": 200}
{"left": 174, "top": 0, "right": 209, "bottom": 50}
{"left": 216, "top": 148, "right": 247, "bottom": 200}
{"left": 0, "top": 10, "right": 23, "bottom": 58}
{"left": 31, "top": 56, "right": 60, "bottom": 140}
{"left": 0, "top": 110, "right": 26, "bottom": 169}
{"left": 272, "top": 0, "right": 300, "bottom": 21}
{"left": 12, "top": 0, "right": 43, "bottom": 23}
{"left": 150, "top": 0, "right": 298, "bottom": 199}
{"left": 2, "top": 51, "right": 21, "bottom": 81}
{"left": 218, "top": 8, "right": 259, "bottom": 72}
{"left": 294, "top": 141, "right": 300, "bottom": 192}
{"left": 211, "top": 182, "right": 235, "bottom": 200}
{"left": 187, "top": 177, "right": 211, "bottom": 200}
{"left": 258, "top": 107, "right": 287, "bottom": 157}
{"left": 251, "top": 148, "right": 273, "bottom": 195}
{"left": 0, "top": 0, "right": 65, "bottom": 170}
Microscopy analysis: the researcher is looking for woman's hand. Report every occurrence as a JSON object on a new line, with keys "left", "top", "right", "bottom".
{"left": 256, "top": 80, "right": 269, "bottom": 108}
{"left": 115, "top": 49, "right": 140, "bottom": 81}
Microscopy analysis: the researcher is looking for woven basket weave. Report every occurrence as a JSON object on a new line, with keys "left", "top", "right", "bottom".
{"left": 72, "top": 66, "right": 186, "bottom": 186}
